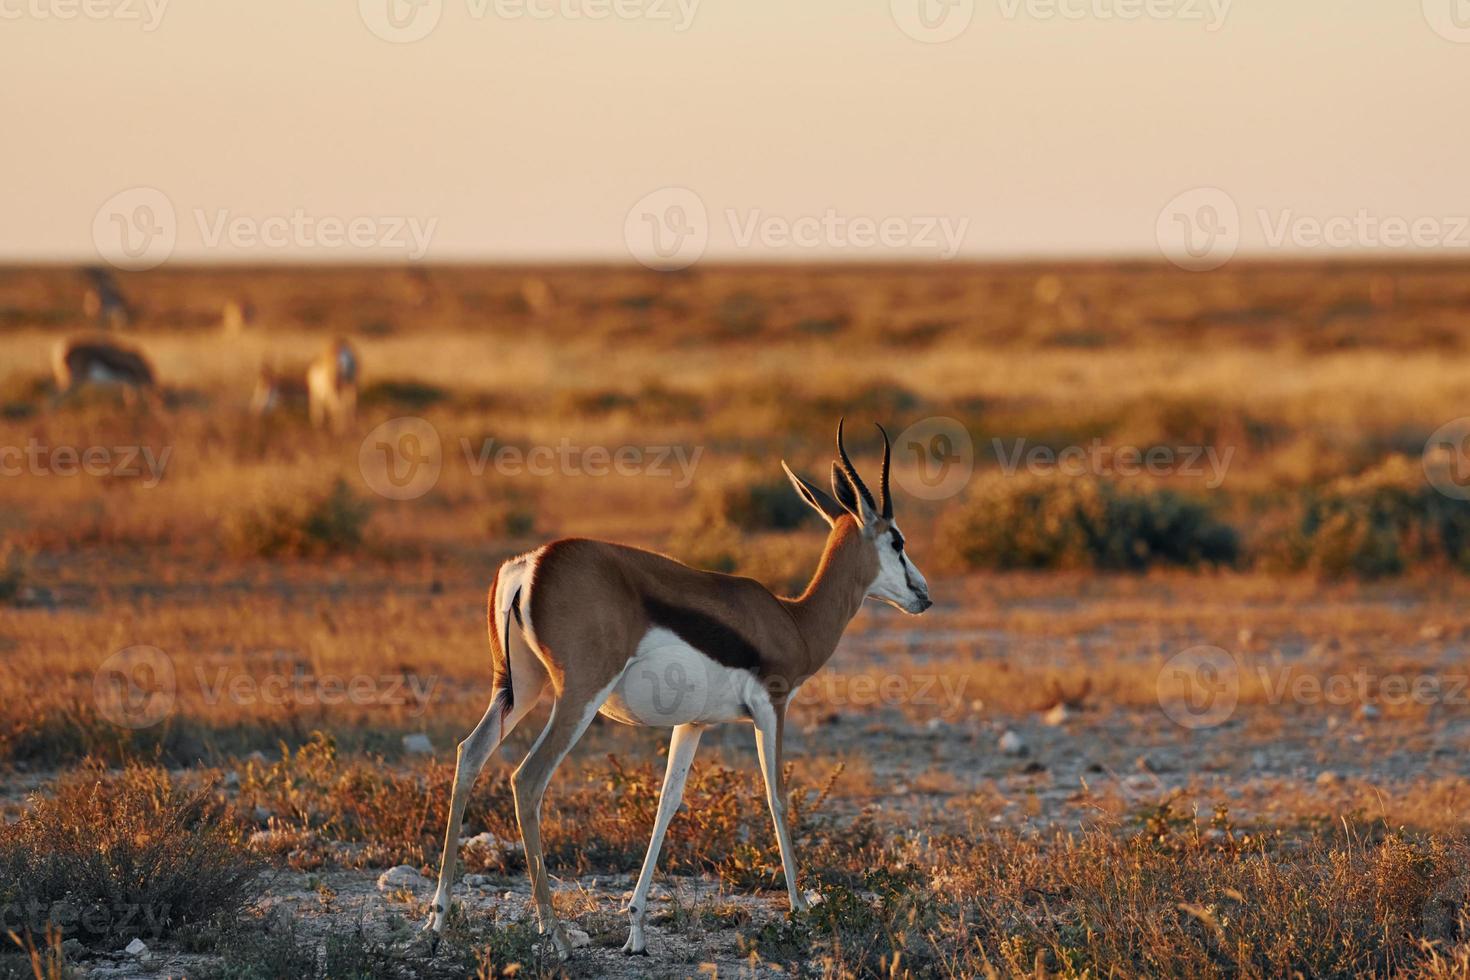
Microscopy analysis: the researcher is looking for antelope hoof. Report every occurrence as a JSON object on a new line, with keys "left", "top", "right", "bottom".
{"left": 621, "top": 935, "right": 648, "bottom": 956}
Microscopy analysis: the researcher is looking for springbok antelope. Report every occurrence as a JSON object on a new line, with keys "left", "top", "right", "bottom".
{"left": 306, "top": 338, "right": 358, "bottom": 433}
{"left": 52, "top": 336, "right": 156, "bottom": 405}
{"left": 427, "top": 421, "right": 932, "bottom": 959}
{"left": 253, "top": 339, "right": 359, "bottom": 431}
{"left": 81, "top": 267, "right": 132, "bottom": 330}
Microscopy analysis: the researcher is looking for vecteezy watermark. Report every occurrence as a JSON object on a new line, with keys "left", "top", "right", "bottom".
{"left": 893, "top": 416, "right": 974, "bottom": 501}
{"left": 625, "top": 187, "right": 709, "bottom": 271}
{"left": 93, "top": 187, "right": 177, "bottom": 271}
{"left": 1159, "top": 187, "right": 1470, "bottom": 271}
{"left": 357, "top": 417, "right": 706, "bottom": 500}
{"left": 94, "top": 646, "right": 177, "bottom": 729}
{"left": 1258, "top": 210, "right": 1470, "bottom": 251}
{"left": 1422, "top": 0, "right": 1470, "bottom": 43}
{"left": 195, "top": 667, "right": 438, "bottom": 716}
{"left": 461, "top": 437, "right": 704, "bottom": 488}
{"left": 1423, "top": 417, "right": 1470, "bottom": 501}
{"left": 1158, "top": 645, "right": 1470, "bottom": 730}
{"left": 359, "top": 0, "right": 443, "bottom": 42}
{"left": 195, "top": 209, "right": 436, "bottom": 260}
{"left": 0, "top": 0, "right": 169, "bottom": 30}
{"left": 1255, "top": 667, "right": 1470, "bottom": 711}
{"left": 358, "top": 0, "right": 698, "bottom": 42}
{"left": 727, "top": 209, "right": 969, "bottom": 260}
{"left": 1156, "top": 187, "right": 1240, "bottom": 272}
{"left": 994, "top": 438, "right": 1234, "bottom": 489}
{"left": 624, "top": 188, "right": 971, "bottom": 270}
{"left": 607, "top": 640, "right": 969, "bottom": 724}
{"left": 1, "top": 439, "right": 171, "bottom": 487}
{"left": 93, "top": 188, "right": 437, "bottom": 268}
{"left": 996, "top": 0, "right": 1231, "bottom": 29}
{"left": 890, "top": 0, "right": 975, "bottom": 43}
{"left": 93, "top": 645, "right": 442, "bottom": 729}
{"left": 359, "top": 416, "right": 444, "bottom": 501}
{"left": 0, "top": 900, "right": 171, "bottom": 943}
{"left": 1156, "top": 645, "right": 1239, "bottom": 729}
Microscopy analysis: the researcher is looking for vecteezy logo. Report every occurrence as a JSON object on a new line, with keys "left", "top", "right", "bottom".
{"left": 890, "top": 0, "right": 974, "bottom": 42}
{"left": 1423, "top": 0, "right": 1470, "bottom": 42}
{"left": 359, "top": 0, "right": 442, "bottom": 42}
{"left": 1423, "top": 417, "right": 1470, "bottom": 500}
{"left": 1156, "top": 645, "right": 1239, "bottom": 729}
{"left": 94, "top": 645, "right": 176, "bottom": 729}
{"left": 359, "top": 417, "right": 443, "bottom": 500}
{"left": 1156, "top": 187, "right": 1240, "bottom": 272}
{"left": 893, "top": 416, "right": 974, "bottom": 501}
{"left": 92, "top": 187, "right": 177, "bottom": 271}
{"left": 624, "top": 188, "right": 708, "bottom": 271}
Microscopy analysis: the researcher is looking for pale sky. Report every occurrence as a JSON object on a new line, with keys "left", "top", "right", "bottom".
{"left": 2, "top": 0, "right": 1467, "bottom": 264}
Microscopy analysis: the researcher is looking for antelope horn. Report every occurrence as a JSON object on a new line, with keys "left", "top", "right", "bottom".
{"left": 875, "top": 423, "right": 893, "bottom": 520}
{"left": 835, "top": 418, "right": 876, "bottom": 518}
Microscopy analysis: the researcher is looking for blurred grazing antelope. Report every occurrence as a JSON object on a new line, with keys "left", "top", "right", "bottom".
{"left": 81, "top": 267, "right": 133, "bottom": 330}
{"left": 252, "top": 338, "right": 358, "bottom": 432}
{"left": 52, "top": 336, "right": 156, "bottom": 406}
{"left": 426, "top": 421, "right": 933, "bottom": 960}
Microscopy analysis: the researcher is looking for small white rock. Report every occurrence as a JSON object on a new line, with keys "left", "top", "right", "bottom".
{"left": 803, "top": 889, "right": 824, "bottom": 907}
{"left": 125, "top": 938, "right": 148, "bottom": 956}
{"left": 567, "top": 928, "right": 591, "bottom": 949}
{"left": 377, "top": 865, "right": 430, "bottom": 892}
{"left": 1316, "top": 770, "right": 1341, "bottom": 786}
{"left": 998, "top": 730, "right": 1027, "bottom": 756}
{"left": 401, "top": 733, "right": 435, "bottom": 755}
{"left": 1042, "top": 704, "right": 1070, "bottom": 726}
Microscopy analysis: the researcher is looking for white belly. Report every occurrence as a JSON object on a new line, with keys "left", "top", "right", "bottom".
{"left": 600, "top": 627, "right": 765, "bottom": 727}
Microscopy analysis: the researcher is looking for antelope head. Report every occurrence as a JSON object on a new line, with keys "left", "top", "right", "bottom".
{"left": 783, "top": 420, "right": 933, "bottom": 615}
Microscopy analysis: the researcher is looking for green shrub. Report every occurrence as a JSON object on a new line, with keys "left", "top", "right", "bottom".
{"left": 1289, "top": 455, "right": 1470, "bottom": 578}
{"left": 690, "top": 475, "right": 814, "bottom": 532}
{"left": 360, "top": 378, "right": 448, "bottom": 410}
{"left": 0, "top": 765, "right": 264, "bottom": 950}
{"left": 941, "top": 474, "right": 1239, "bottom": 571}
{"left": 229, "top": 478, "right": 372, "bottom": 558}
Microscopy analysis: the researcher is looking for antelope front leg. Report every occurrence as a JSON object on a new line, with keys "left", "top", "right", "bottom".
{"left": 623, "top": 723, "right": 704, "bottom": 955}
{"left": 752, "top": 705, "right": 807, "bottom": 912}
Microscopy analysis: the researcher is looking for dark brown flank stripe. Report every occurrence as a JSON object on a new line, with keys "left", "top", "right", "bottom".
{"left": 640, "top": 595, "right": 765, "bottom": 674}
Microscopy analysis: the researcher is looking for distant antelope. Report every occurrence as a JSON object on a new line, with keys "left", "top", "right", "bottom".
{"left": 426, "top": 421, "right": 933, "bottom": 960}
{"left": 219, "top": 298, "right": 256, "bottom": 335}
{"left": 252, "top": 339, "right": 359, "bottom": 432}
{"left": 81, "top": 267, "right": 132, "bottom": 329}
{"left": 307, "top": 338, "right": 358, "bottom": 432}
{"left": 52, "top": 336, "right": 156, "bottom": 405}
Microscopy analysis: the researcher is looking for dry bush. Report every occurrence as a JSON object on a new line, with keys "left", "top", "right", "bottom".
{"left": 940, "top": 474, "right": 1239, "bottom": 572}
{"left": 0, "top": 764, "right": 265, "bottom": 950}
{"left": 234, "top": 731, "right": 835, "bottom": 887}
{"left": 1266, "top": 455, "right": 1470, "bottom": 578}
{"left": 227, "top": 477, "right": 372, "bottom": 558}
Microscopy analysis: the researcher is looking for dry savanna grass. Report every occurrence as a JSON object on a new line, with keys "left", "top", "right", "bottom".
{"left": 3, "top": 262, "right": 1470, "bottom": 977}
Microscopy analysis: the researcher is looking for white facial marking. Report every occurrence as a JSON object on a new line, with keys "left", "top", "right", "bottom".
{"left": 866, "top": 524, "right": 931, "bottom": 614}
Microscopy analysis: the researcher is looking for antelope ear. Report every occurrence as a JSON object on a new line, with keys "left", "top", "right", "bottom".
{"left": 782, "top": 461, "right": 845, "bottom": 527}
{"left": 830, "top": 462, "right": 863, "bottom": 520}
